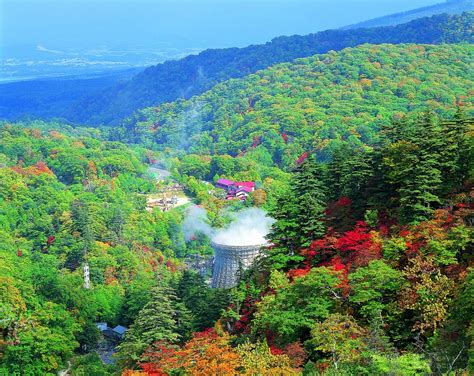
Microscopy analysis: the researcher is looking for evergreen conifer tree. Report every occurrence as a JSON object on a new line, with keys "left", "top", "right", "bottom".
{"left": 177, "top": 270, "right": 230, "bottom": 331}
{"left": 440, "top": 108, "right": 471, "bottom": 192}
{"left": 327, "top": 146, "right": 347, "bottom": 201}
{"left": 267, "top": 155, "right": 327, "bottom": 268}
{"left": 384, "top": 113, "right": 443, "bottom": 223}
{"left": 117, "top": 285, "right": 192, "bottom": 367}
{"left": 293, "top": 156, "right": 327, "bottom": 247}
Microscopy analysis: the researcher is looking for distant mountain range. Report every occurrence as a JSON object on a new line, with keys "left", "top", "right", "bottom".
{"left": 0, "top": 11, "right": 472, "bottom": 125}
{"left": 0, "top": 69, "right": 141, "bottom": 122}
{"left": 343, "top": 0, "right": 473, "bottom": 29}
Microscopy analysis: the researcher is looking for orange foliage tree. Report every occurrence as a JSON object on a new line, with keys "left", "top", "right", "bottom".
{"left": 140, "top": 326, "right": 242, "bottom": 376}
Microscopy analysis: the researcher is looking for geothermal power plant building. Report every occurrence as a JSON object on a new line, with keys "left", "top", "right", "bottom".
{"left": 211, "top": 241, "right": 265, "bottom": 288}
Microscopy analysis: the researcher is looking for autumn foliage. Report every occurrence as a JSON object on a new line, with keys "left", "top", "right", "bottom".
{"left": 141, "top": 327, "right": 242, "bottom": 376}
{"left": 302, "top": 221, "right": 382, "bottom": 268}
{"left": 138, "top": 323, "right": 300, "bottom": 375}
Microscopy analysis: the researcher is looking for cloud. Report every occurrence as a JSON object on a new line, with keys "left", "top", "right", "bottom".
{"left": 36, "top": 45, "right": 63, "bottom": 54}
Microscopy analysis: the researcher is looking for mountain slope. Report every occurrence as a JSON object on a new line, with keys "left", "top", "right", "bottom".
{"left": 343, "top": 0, "right": 473, "bottom": 29}
{"left": 130, "top": 43, "right": 473, "bottom": 167}
{"left": 69, "top": 13, "right": 473, "bottom": 125}
{"left": 0, "top": 69, "right": 140, "bottom": 121}
{"left": 1, "top": 12, "right": 469, "bottom": 126}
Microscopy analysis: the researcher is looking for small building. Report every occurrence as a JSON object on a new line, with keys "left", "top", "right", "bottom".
{"left": 216, "top": 179, "right": 256, "bottom": 200}
{"left": 216, "top": 178, "right": 235, "bottom": 190}
{"left": 235, "top": 186, "right": 253, "bottom": 200}
{"left": 112, "top": 325, "right": 128, "bottom": 340}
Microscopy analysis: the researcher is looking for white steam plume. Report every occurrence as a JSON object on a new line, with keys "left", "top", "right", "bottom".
{"left": 182, "top": 206, "right": 214, "bottom": 240}
{"left": 182, "top": 206, "right": 274, "bottom": 246}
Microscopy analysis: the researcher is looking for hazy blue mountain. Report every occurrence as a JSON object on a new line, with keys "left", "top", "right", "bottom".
{"left": 3, "top": 0, "right": 441, "bottom": 55}
{"left": 343, "top": 0, "right": 473, "bottom": 29}
{"left": 0, "top": 69, "right": 140, "bottom": 121}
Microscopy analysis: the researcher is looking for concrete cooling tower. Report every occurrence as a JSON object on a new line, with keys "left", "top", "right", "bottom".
{"left": 211, "top": 241, "right": 265, "bottom": 288}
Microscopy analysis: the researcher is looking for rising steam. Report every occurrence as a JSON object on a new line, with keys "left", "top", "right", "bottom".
{"left": 182, "top": 206, "right": 274, "bottom": 246}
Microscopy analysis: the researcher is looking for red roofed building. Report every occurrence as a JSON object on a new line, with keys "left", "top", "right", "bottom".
{"left": 234, "top": 181, "right": 256, "bottom": 191}
{"left": 235, "top": 186, "right": 253, "bottom": 200}
{"left": 215, "top": 179, "right": 256, "bottom": 201}
{"left": 216, "top": 178, "right": 235, "bottom": 190}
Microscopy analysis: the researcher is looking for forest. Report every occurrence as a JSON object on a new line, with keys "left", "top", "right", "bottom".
{"left": 0, "top": 8, "right": 473, "bottom": 376}
{"left": 123, "top": 43, "right": 473, "bottom": 163}
{"left": 1, "top": 110, "right": 472, "bottom": 374}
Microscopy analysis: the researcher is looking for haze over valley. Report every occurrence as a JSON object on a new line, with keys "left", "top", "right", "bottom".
{"left": 1, "top": 0, "right": 459, "bottom": 82}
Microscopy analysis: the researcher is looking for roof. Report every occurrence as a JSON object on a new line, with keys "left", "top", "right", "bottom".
{"left": 235, "top": 181, "right": 255, "bottom": 188}
{"left": 96, "top": 323, "right": 108, "bottom": 331}
{"left": 236, "top": 186, "right": 253, "bottom": 193}
{"left": 112, "top": 325, "right": 128, "bottom": 335}
{"left": 216, "top": 178, "right": 234, "bottom": 186}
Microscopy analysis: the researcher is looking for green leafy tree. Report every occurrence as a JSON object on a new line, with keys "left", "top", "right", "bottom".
{"left": 210, "top": 155, "right": 236, "bottom": 178}
{"left": 2, "top": 302, "right": 79, "bottom": 375}
{"left": 253, "top": 268, "right": 340, "bottom": 345}
{"left": 178, "top": 154, "right": 210, "bottom": 180}
{"left": 349, "top": 260, "right": 404, "bottom": 321}
{"left": 368, "top": 353, "right": 431, "bottom": 375}
{"left": 309, "top": 313, "right": 368, "bottom": 372}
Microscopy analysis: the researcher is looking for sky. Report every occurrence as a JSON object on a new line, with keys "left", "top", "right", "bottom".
{"left": 1, "top": 0, "right": 442, "bottom": 51}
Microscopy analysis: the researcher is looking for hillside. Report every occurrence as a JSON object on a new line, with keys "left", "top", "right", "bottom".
{"left": 2, "top": 45, "right": 473, "bottom": 376}
{"left": 2, "top": 111, "right": 473, "bottom": 374}
{"left": 2, "top": 0, "right": 474, "bottom": 374}
{"left": 344, "top": 0, "right": 473, "bottom": 29}
{"left": 68, "top": 12, "right": 474, "bottom": 125}
{"left": 0, "top": 69, "right": 140, "bottom": 121}
{"left": 129, "top": 43, "right": 473, "bottom": 167}
{"left": 0, "top": 123, "right": 226, "bottom": 374}
{"left": 1, "top": 13, "right": 471, "bottom": 125}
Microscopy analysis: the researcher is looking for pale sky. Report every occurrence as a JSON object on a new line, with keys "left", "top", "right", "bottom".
{"left": 1, "top": 0, "right": 441, "bottom": 50}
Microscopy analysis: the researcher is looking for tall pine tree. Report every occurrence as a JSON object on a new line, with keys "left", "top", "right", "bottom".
{"left": 293, "top": 155, "right": 327, "bottom": 247}
{"left": 440, "top": 108, "right": 471, "bottom": 192}
{"left": 177, "top": 270, "right": 230, "bottom": 331}
{"left": 117, "top": 285, "right": 193, "bottom": 368}
{"left": 267, "top": 155, "right": 327, "bottom": 269}
{"left": 384, "top": 113, "right": 443, "bottom": 223}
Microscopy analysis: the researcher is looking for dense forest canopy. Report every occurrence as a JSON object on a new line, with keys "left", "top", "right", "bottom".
{"left": 65, "top": 12, "right": 474, "bottom": 125}
{"left": 125, "top": 43, "right": 473, "bottom": 166}
{"left": 0, "top": 124, "right": 230, "bottom": 374}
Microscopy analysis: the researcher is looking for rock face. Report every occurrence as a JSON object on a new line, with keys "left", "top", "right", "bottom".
{"left": 211, "top": 242, "right": 265, "bottom": 288}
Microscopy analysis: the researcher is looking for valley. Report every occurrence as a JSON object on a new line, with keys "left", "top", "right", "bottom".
{"left": 0, "top": 1, "right": 473, "bottom": 375}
